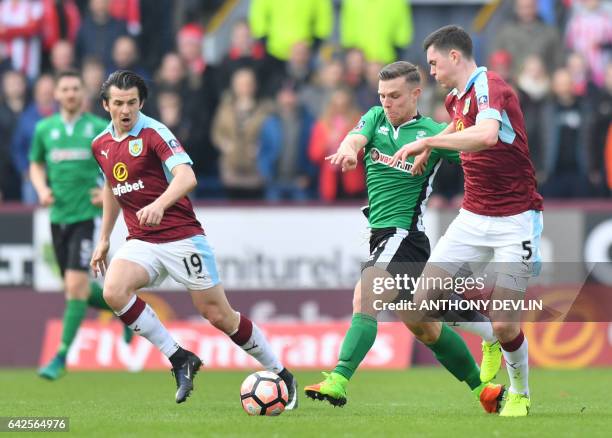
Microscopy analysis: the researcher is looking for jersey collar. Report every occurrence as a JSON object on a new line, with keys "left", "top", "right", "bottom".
{"left": 108, "top": 112, "right": 145, "bottom": 141}
{"left": 387, "top": 113, "right": 422, "bottom": 139}
{"left": 457, "top": 66, "right": 487, "bottom": 98}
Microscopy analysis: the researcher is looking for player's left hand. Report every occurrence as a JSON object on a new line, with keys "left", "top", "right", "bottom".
{"left": 410, "top": 148, "right": 432, "bottom": 176}
{"left": 136, "top": 202, "right": 165, "bottom": 227}
{"left": 389, "top": 139, "right": 429, "bottom": 169}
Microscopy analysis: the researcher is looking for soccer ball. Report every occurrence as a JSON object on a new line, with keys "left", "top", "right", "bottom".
{"left": 240, "top": 371, "right": 288, "bottom": 416}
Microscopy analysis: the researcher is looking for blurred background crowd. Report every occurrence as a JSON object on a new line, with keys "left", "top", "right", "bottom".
{"left": 0, "top": 0, "right": 611, "bottom": 205}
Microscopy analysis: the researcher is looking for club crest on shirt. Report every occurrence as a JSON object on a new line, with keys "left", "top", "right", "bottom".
{"left": 128, "top": 138, "right": 143, "bottom": 157}
{"left": 463, "top": 97, "right": 471, "bottom": 115}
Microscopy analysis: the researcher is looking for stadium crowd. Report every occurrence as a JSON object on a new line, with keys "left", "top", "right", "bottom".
{"left": 0, "top": 0, "right": 611, "bottom": 204}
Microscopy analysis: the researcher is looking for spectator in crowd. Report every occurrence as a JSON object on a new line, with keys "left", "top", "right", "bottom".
{"left": 258, "top": 83, "right": 316, "bottom": 201}
{"left": 566, "top": 51, "right": 598, "bottom": 100}
{"left": 0, "top": 70, "right": 28, "bottom": 201}
{"left": 81, "top": 56, "right": 106, "bottom": 118}
{"left": 344, "top": 48, "right": 366, "bottom": 90}
{"left": 212, "top": 68, "right": 272, "bottom": 199}
{"left": 154, "top": 89, "right": 192, "bottom": 158}
{"left": 249, "top": 0, "right": 333, "bottom": 77}
{"left": 565, "top": 0, "right": 612, "bottom": 88}
{"left": 40, "top": 0, "right": 81, "bottom": 71}
{"left": 10, "top": 74, "right": 55, "bottom": 204}
{"left": 309, "top": 87, "right": 365, "bottom": 201}
{"left": 156, "top": 54, "right": 217, "bottom": 187}
{"left": 0, "top": 0, "right": 45, "bottom": 79}
{"left": 516, "top": 54, "right": 551, "bottom": 175}
{"left": 588, "top": 62, "right": 612, "bottom": 196}
{"left": 488, "top": 50, "right": 515, "bottom": 87}
{"left": 492, "top": 0, "right": 564, "bottom": 76}
{"left": 108, "top": 0, "right": 140, "bottom": 35}
{"left": 217, "top": 20, "right": 266, "bottom": 93}
{"left": 138, "top": 0, "right": 173, "bottom": 74}
{"left": 265, "top": 40, "right": 314, "bottom": 97}
{"left": 47, "top": 39, "right": 76, "bottom": 75}
{"left": 108, "top": 35, "right": 149, "bottom": 79}
{"left": 355, "top": 61, "right": 383, "bottom": 113}
{"left": 75, "top": 0, "right": 127, "bottom": 69}
{"left": 542, "top": 68, "right": 592, "bottom": 198}
{"left": 340, "top": 0, "right": 412, "bottom": 63}
{"left": 175, "top": 22, "right": 218, "bottom": 117}
{"left": 300, "top": 58, "right": 344, "bottom": 118}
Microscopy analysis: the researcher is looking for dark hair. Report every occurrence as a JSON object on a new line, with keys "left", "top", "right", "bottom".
{"left": 423, "top": 25, "right": 473, "bottom": 59}
{"left": 54, "top": 69, "right": 83, "bottom": 84}
{"left": 100, "top": 70, "right": 148, "bottom": 103}
{"left": 378, "top": 61, "right": 420, "bottom": 84}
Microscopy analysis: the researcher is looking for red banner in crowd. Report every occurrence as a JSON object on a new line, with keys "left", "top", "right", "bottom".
{"left": 39, "top": 321, "right": 414, "bottom": 371}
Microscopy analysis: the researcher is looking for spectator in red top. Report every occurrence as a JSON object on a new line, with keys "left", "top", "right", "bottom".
{"left": 309, "top": 87, "right": 365, "bottom": 201}
{"left": 0, "top": 0, "right": 44, "bottom": 79}
{"left": 40, "top": 0, "right": 80, "bottom": 50}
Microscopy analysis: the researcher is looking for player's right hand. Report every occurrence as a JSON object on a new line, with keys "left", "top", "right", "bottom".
{"left": 38, "top": 187, "right": 55, "bottom": 207}
{"left": 326, "top": 147, "right": 357, "bottom": 172}
{"left": 90, "top": 239, "right": 110, "bottom": 278}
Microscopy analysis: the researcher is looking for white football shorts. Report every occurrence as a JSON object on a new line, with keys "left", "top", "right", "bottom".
{"left": 429, "top": 209, "right": 543, "bottom": 278}
{"left": 112, "top": 234, "right": 221, "bottom": 290}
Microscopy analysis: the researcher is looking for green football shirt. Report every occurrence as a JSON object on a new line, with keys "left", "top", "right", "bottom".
{"left": 350, "top": 106, "right": 460, "bottom": 230}
{"left": 29, "top": 112, "right": 108, "bottom": 224}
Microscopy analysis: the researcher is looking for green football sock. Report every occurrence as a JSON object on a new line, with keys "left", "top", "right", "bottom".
{"left": 427, "top": 323, "right": 481, "bottom": 390}
{"left": 87, "top": 282, "right": 112, "bottom": 311}
{"left": 57, "top": 299, "right": 88, "bottom": 359}
{"left": 333, "top": 313, "right": 378, "bottom": 380}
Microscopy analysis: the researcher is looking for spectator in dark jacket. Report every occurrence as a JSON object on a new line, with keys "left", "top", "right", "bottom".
{"left": 258, "top": 83, "right": 316, "bottom": 201}
{"left": 75, "top": 0, "right": 127, "bottom": 69}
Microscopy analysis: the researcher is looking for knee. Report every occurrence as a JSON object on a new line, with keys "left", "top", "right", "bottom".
{"left": 102, "top": 281, "right": 129, "bottom": 309}
{"left": 492, "top": 321, "right": 519, "bottom": 342}
{"left": 202, "top": 305, "right": 233, "bottom": 332}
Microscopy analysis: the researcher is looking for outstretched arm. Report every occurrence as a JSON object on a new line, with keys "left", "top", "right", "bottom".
{"left": 326, "top": 133, "right": 368, "bottom": 172}
{"left": 391, "top": 119, "right": 499, "bottom": 167}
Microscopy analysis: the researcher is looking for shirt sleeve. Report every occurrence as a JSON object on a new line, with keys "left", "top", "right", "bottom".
{"left": 348, "top": 107, "right": 379, "bottom": 141}
{"left": 150, "top": 126, "right": 193, "bottom": 172}
{"left": 474, "top": 74, "right": 504, "bottom": 124}
{"left": 28, "top": 123, "right": 45, "bottom": 164}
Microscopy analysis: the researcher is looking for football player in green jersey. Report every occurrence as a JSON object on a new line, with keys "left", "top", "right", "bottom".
{"left": 304, "top": 61, "right": 503, "bottom": 412}
{"left": 29, "top": 71, "right": 132, "bottom": 380}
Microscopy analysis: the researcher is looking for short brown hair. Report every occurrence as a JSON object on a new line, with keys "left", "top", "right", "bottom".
{"left": 423, "top": 25, "right": 473, "bottom": 59}
{"left": 378, "top": 61, "right": 420, "bottom": 84}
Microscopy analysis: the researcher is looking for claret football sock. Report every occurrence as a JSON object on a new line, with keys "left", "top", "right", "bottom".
{"left": 229, "top": 313, "right": 283, "bottom": 374}
{"left": 57, "top": 299, "right": 88, "bottom": 358}
{"left": 333, "top": 313, "right": 378, "bottom": 380}
{"left": 427, "top": 323, "right": 481, "bottom": 390}
{"left": 116, "top": 295, "right": 179, "bottom": 358}
{"left": 501, "top": 330, "right": 529, "bottom": 395}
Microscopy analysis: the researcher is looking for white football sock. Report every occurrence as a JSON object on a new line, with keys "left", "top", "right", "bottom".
{"left": 502, "top": 337, "right": 530, "bottom": 396}
{"left": 117, "top": 296, "right": 179, "bottom": 358}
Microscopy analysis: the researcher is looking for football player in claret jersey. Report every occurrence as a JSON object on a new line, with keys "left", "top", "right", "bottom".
{"left": 89, "top": 70, "right": 297, "bottom": 405}
{"left": 304, "top": 61, "right": 504, "bottom": 412}
{"left": 30, "top": 70, "right": 133, "bottom": 381}
{"left": 391, "top": 25, "right": 544, "bottom": 416}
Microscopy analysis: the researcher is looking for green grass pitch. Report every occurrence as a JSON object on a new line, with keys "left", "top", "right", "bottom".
{"left": 1, "top": 368, "right": 611, "bottom": 437}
